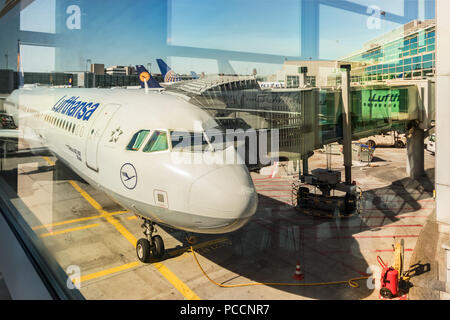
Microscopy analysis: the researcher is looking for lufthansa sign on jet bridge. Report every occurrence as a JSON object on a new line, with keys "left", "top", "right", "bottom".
{"left": 51, "top": 95, "right": 100, "bottom": 121}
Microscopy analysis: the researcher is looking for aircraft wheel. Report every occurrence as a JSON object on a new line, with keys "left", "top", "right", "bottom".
{"left": 187, "top": 235, "right": 197, "bottom": 245}
{"left": 394, "top": 140, "right": 405, "bottom": 148}
{"left": 136, "top": 238, "right": 151, "bottom": 263}
{"left": 151, "top": 235, "right": 165, "bottom": 260}
{"left": 380, "top": 287, "right": 393, "bottom": 299}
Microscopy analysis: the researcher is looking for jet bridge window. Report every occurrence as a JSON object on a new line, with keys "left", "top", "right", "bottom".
{"left": 126, "top": 130, "right": 150, "bottom": 151}
{"left": 143, "top": 131, "right": 168, "bottom": 153}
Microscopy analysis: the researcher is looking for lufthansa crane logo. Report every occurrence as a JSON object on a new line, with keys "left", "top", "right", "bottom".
{"left": 139, "top": 72, "right": 151, "bottom": 83}
{"left": 120, "top": 163, "right": 137, "bottom": 190}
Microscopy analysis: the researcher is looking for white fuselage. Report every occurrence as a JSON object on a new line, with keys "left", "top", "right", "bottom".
{"left": 4, "top": 88, "right": 258, "bottom": 233}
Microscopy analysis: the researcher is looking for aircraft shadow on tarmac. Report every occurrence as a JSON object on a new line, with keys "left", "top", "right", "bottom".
{"left": 0, "top": 150, "right": 435, "bottom": 300}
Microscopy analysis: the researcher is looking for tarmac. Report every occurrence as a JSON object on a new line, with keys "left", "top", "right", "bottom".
{"left": 0, "top": 145, "right": 438, "bottom": 300}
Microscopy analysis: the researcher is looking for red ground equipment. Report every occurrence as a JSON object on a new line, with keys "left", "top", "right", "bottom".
{"left": 377, "top": 256, "right": 399, "bottom": 299}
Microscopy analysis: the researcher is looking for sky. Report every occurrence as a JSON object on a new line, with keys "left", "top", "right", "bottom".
{"left": 0, "top": 0, "right": 436, "bottom": 76}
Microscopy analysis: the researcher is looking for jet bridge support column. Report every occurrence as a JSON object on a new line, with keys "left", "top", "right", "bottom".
{"left": 341, "top": 66, "right": 352, "bottom": 184}
{"left": 406, "top": 128, "right": 425, "bottom": 179}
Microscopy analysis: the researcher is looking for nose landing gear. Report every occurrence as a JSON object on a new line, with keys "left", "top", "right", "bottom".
{"left": 136, "top": 218, "right": 165, "bottom": 263}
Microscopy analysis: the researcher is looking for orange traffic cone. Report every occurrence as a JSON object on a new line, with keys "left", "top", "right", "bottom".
{"left": 271, "top": 161, "right": 279, "bottom": 178}
{"left": 292, "top": 261, "right": 304, "bottom": 280}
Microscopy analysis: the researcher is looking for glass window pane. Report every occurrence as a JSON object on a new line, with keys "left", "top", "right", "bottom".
{"left": 143, "top": 131, "right": 168, "bottom": 153}
{"left": 127, "top": 130, "right": 150, "bottom": 151}
{"left": 0, "top": 0, "right": 439, "bottom": 301}
{"left": 423, "top": 53, "right": 433, "bottom": 61}
{"left": 423, "top": 61, "right": 433, "bottom": 69}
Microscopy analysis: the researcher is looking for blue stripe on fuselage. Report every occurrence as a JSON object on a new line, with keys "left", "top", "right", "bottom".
{"left": 51, "top": 96, "right": 100, "bottom": 121}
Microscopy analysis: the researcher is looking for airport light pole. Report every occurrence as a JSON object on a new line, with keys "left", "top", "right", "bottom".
{"left": 86, "top": 59, "right": 92, "bottom": 87}
{"left": 4, "top": 54, "right": 8, "bottom": 69}
{"left": 86, "top": 59, "right": 91, "bottom": 72}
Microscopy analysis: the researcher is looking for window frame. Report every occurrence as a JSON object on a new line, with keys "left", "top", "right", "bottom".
{"left": 126, "top": 129, "right": 151, "bottom": 152}
{"left": 142, "top": 129, "right": 171, "bottom": 154}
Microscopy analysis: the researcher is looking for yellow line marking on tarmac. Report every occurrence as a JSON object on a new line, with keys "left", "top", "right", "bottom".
{"left": 152, "top": 262, "right": 200, "bottom": 300}
{"left": 42, "top": 156, "right": 55, "bottom": 166}
{"left": 127, "top": 216, "right": 137, "bottom": 220}
{"left": 78, "top": 237, "right": 230, "bottom": 299}
{"left": 32, "top": 210, "right": 128, "bottom": 231}
{"left": 40, "top": 223, "right": 100, "bottom": 237}
{"left": 80, "top": 262, "right": 140, "bottom": 283}
{"left": 67, "top": 180, "right": 138, "bottom": 247}
{"left": 108, "top": 210, "right": 130, "bottom": 215}
{"left": 67, "top": 180, "right": 201, "bottom": 300}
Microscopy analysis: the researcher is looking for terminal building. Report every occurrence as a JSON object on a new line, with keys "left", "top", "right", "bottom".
{"left": 269, "top": 60, "right": 355, "bottom": 88}
{"left": 105, "top": 65, "right": 135, "bottom": 76}
{"left": 341, "top": 19, "right": 436, "bottom": 83}
{"left": 269, "top": 19, "right": 436, "bottom": 88}
{"left": 90, "top": 64, "right": 105, "bottom": 75}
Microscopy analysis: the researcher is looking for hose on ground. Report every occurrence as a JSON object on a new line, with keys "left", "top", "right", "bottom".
{"left": 190, "top": 246, "right": 369, "bottom": 289}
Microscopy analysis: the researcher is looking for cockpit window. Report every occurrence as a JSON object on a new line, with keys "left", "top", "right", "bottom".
{"left": 143, "top": 131, "right": 168, "bottom": 153}
{"left": 171, "top": 131, "right": 210, "bottom": 152}
{"left": 126, "top": 130, "right": 150, "bottom": 151}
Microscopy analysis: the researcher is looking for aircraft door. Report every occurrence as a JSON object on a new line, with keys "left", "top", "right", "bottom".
{"left": 85, "top": 103, "right": 121, "bottom": 172}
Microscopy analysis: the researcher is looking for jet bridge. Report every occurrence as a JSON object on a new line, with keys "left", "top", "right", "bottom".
{"left": 167, "top": 76, "right": 434, "bottom": 179}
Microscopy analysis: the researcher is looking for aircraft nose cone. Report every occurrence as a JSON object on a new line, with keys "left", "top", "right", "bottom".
{"left": 189, "top": 166, "right": 258, "bottom": 221}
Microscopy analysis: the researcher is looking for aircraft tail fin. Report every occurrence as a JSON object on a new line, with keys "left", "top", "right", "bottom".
{"left": 156, "top": 59, "right": 180, "bottom": 82}
{"left": 135, "top": 65, "right": 163, "bottom": 89}
{"left": 190, "top": 71, "right": 199, "bottom": 79}
{"left": 156, "top": 59, "right": 171, "bottom": 78}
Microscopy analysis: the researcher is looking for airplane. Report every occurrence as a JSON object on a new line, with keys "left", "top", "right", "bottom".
{"left": 135, "top": 65, "right": 163, "bottom": 89}
{"left": 156, "top": 58, "right": 183, "bottom": 85}
{"left": 191, "top": 71, "right": 200, "bottom": 80}
{"left": 2, "top": 83, "right": 258, "bottom": 263}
